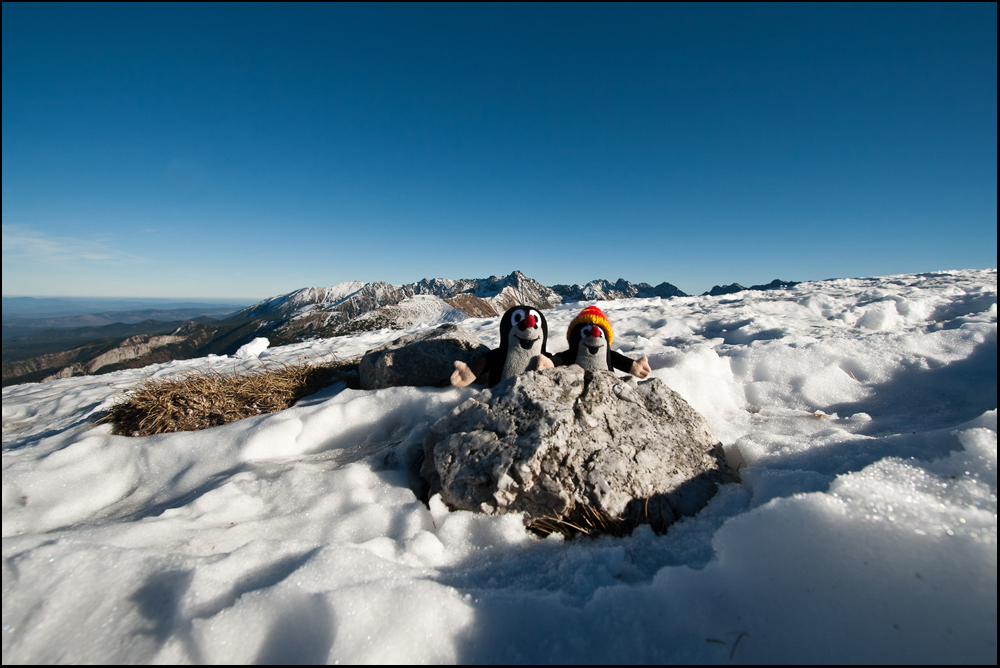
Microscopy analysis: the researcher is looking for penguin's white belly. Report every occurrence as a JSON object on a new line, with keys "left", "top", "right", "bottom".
{"left": 501, "top": 345, "right": 537, "bottom": 382}
{"left": 575, "top": 340, "right": 608, "bottom": 371}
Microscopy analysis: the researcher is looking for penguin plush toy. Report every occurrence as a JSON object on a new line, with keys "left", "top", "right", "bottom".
{"left": 552, "top": 305, "right": 651, "bottom": 378}
{"left": 451, "top": 304, "right": 554, "bottom": 388}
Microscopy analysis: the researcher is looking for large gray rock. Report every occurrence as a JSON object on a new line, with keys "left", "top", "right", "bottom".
{"left": 421, "top": 366, "right": 735, "bottom": 531}
{"left": 359, "top": 323, "right": 490, "bottom": 390}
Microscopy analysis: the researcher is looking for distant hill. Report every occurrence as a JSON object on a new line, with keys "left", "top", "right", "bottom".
{"left": 2, "top": 296, "right": 249, "bottom": 319}
{"left": 2, "top": 318, "right": 265, "bottom": 386}
{"left": 2, "top": 306, "right": 247, "bottom": 338}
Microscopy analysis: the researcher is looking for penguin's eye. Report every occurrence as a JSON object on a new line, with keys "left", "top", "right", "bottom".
{"left": 510, "top": 309, "right": 526, "bottom": 326}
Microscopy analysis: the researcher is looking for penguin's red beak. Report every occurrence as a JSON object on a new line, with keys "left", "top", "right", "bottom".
{"left": 592, "top": 326, "right": 602, "bottom": 338}
{"left": 526, "top": 314, "right": 537, "bottom": 328}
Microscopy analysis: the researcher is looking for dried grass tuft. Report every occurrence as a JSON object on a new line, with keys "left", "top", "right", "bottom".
{"left": 528, "top": 497, "right": 672, "bottom": 539}
{"left": 529, "top": 504, "right": 634, "bottom": 539}
{"left": 102, "top": 358, "right": 359, "bottom": 437}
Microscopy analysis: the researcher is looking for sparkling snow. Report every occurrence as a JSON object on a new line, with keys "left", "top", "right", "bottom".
{"left": 2, "top": 269, "right": 996, "bottom": 663}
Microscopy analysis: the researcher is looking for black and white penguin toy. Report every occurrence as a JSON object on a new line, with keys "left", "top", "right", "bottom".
{"left": 552, "top": 305, "right": 651, "bottom": 378}
{"left": 451, "top": 304, "right": 554, "bottom": 387}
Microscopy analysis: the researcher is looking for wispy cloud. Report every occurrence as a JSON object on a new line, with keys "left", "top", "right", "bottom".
{"left": 2, "top": 224, "right": 146, "bottom": 264}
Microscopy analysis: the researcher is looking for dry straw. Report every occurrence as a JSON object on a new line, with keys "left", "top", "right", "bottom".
{"left": 528, "top": 499, "right": 669, "bottom": 539}
{"left": 103, "top": 358, "right": 358, "bottom": 437}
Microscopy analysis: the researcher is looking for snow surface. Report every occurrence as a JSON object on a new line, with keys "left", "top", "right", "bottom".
{"left": 238, "top": 282, "right": 370, "bottom": 320}
{"left": 234, "top": 337, "right": 270, "bottom": 360}
{"left": 2, "top": 269, "right": 996, "bottom": 664}
{"left": 348, "top": 295, "right": 468, "bottom": 330}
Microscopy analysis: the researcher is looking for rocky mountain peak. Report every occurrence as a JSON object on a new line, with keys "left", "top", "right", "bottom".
{"left": 551, "top": 278, "right": 687, "bottom": 302}
{"left": 702, "top": 279, "right": 800, "bottom": 297}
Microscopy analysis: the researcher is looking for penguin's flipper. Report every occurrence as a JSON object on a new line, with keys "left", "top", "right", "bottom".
{"left": 533, "top": 354, "right": 555, "bottom": 371}
{"left": 610, "top": 349, "right": 636, "bottom": 374}
{"left": 630, "top": 356, "right": 652, "bottom": 379}
{"left": 453, "top": 354, "right": 492, "bottom": 387}
{"left": 451, "top": 360, "right": 478, "bottom": 387}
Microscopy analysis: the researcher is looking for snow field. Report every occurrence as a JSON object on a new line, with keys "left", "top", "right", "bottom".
{"left": 2, "top": 269, "right": 996, "bottom": 663}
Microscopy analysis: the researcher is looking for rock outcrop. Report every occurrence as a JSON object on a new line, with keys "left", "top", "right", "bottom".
{"left": 85, "top": 334, "right": 188, "bottom": 372}
{"left": 421, "top": 366, "right": 735, "bottom": 532}
{"left": 359, "top": 324, "right": 490, "bottom": 390}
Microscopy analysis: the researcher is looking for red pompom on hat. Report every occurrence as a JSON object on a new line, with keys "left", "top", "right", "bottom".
{"left": 567, "top": 305, "right": 613, "bottom": 346}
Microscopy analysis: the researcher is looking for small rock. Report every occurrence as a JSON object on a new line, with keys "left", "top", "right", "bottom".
{"left": 359, "top": 323, "right": 490, "bottom": 390}
{"left": 421, "top": 366, "right": 735, "bottom": 531}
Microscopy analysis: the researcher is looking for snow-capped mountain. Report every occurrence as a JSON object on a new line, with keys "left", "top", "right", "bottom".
{"left": 240, "top": 272, "right": 691, "bottom": 344}
{"left": 551, "top": 278, "right": 687, "bottom": 302}
{"left": 238, "top": 271, "right": 563, "bottom": 342}
{"left": 235, "top": 281, "right": 432, "bottom": 322}
{"left": 410, "top": 270, "right": 563, "bottom": 317}
{"left": 235, "top": 282, "right": 372, "bottom": 321}
{"left": 335, "top": 295, "right": 468, "bottom": 336}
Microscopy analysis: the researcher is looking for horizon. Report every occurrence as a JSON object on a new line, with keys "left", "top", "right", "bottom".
{"left": 3, "top": 4, "right": 996, "bottom": 299}
{"left": 4, "top": 266, "right": 997, "bottom": 306}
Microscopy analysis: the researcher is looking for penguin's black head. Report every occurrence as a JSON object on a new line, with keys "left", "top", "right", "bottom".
{"left": 499, "top": 304, "right": 548, "bottom": 355}
{"left": 566, "top": 322, "right": 612, "bottom": 367}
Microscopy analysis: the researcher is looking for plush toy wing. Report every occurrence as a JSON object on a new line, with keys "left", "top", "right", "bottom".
{"left": 609, "top": 349, "right": 636, "bottom": 374}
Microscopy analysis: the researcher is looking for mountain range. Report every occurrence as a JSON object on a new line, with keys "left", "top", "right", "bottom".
{"left": 2, "top": 272, "right": 790, "bottom": 386}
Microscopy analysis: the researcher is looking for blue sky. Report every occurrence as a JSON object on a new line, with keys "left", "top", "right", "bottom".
{"left": 2, "top": 3, "right": 996, "bottom": 299}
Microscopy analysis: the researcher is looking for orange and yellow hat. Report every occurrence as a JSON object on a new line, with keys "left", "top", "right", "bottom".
{"left": 567, "top": 306, "right": 613, "bottom": 346}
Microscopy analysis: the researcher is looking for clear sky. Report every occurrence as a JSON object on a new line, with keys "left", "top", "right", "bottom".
{"left": 2, "top": 3, "right": 996, "bottom": 299}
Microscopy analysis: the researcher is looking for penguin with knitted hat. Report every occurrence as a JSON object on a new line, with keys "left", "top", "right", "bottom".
{"left": 552, "top": 305, "right": 651, "bottom": 378}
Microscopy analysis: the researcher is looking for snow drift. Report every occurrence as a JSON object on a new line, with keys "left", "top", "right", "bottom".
{"left": 2, "top": 269, "right": 996, "bottom": 663}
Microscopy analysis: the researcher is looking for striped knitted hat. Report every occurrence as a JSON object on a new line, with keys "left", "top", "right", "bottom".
{"left": 567, "top": 305, "right": 613, "bottom": 346}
